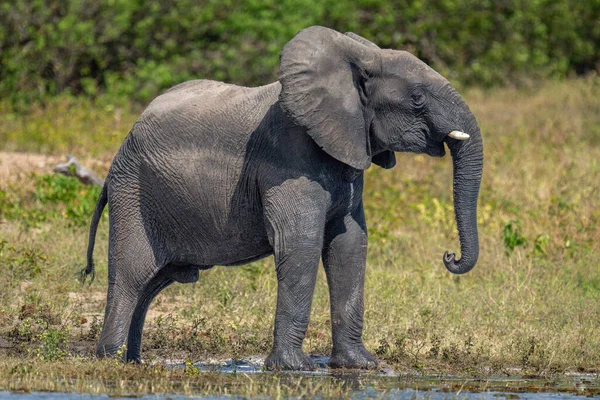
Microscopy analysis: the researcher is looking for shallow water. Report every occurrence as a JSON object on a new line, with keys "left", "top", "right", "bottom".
{"left": 3, "top": 356, "right": 599, "bottom": 399}
{"left": 1, "top": 386, "right": 596, "bottom": 400}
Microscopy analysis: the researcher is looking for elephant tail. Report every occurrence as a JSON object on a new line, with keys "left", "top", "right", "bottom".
{"left": 82, "top": 182, "right": 108, "bottom": 284}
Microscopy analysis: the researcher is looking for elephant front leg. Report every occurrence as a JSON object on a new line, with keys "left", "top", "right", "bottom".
{"left": 262, "top": 182, "right": 329, "bottom": 371}
{"left": 264, "top": 246, "right": 320, "bottom": 370}
{"left": 322, "top": 206, "right": 378, "bottom": 369}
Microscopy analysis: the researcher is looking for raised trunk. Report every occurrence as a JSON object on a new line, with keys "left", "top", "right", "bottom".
{"left": 443, "top": 110, "right": 483, "bottom": 274}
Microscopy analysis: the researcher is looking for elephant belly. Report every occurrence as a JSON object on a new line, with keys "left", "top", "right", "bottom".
{"left": 143, "top": 179, "right": 273, "bottom": 267}
{"left": 197, "top": 221, "right": 273, "bottom": 266}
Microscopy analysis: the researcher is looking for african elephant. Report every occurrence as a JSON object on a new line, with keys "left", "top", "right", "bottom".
{"left": 86, "top": 26, "right": 483, "bottom": 370}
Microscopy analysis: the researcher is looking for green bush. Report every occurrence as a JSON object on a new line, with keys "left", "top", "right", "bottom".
{"left": 36, "top": 327, "right": 71, "bottom": 361}
{"left": 0, "top": 174, "right": 102, "bottom": 227}
{"left": 0, "top": 0, "right": 598, "bottom": 106}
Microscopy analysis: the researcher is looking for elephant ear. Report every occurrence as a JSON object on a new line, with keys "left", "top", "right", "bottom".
{"left": 278, "top": 26, "right": 381, "bottom": 170}
{"left": 344, "top": 32, "right": 380, "bottom": 49}
{"left": 344, "top": 32, "right": 397, "bottom": 169}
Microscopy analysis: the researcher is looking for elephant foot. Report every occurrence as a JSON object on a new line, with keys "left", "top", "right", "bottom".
{"left": 96, "top": 342, "right": 121, "bottom": 359}
{"left": 126, "top": 350, "right": 142, "bottom": 364}
{"left": 328, "top": 345, "right": 378, "bottom": 369}
{"left": 264, "top": 347, "right": 315, "bottom": 371}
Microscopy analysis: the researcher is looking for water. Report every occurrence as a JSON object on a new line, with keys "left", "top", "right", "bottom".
{"left": 2, "top": 356, "right": 599, "bottom": 399}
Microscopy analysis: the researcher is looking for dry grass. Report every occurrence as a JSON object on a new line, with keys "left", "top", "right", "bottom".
{"left": 0, "top": 77, "right": 599, "bottom": 395}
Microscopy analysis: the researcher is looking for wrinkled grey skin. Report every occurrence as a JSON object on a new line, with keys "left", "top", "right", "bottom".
{"left": 86, "top": 26, "right": 483, "bottom": 370}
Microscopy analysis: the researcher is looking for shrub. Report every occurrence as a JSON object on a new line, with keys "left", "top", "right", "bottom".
{"left": 0, "top": 0, "right": 598, "bottom": 106}
{"left": 1, "top": 174, "right": 102, "bottom": 228}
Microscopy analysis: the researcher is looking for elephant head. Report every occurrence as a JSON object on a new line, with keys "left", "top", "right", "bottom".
{"left": 278, "top": 27, "right": 483, "bottom": 274}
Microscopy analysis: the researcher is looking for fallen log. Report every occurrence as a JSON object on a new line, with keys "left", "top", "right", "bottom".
{"left": 53, "top": 154, "right": 104, "bottom": 186}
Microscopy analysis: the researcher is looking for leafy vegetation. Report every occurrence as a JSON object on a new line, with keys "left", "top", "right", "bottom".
{"left": 1, "top": 0, "right": 598, "bottom": 106}
{"left": 502, "top": 220, "right": 527, "bottom": 254}
{"left": 0, "top": 174, "right": 102, "bottom": 227}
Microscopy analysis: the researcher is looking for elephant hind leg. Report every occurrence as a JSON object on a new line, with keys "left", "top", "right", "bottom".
{"left": 97, "top": 259, "right": 164, "bottom": 360}
{"left": 96, "top": 223, "right": 161, "bottom": 360}
{"left": 126, "top": 272, "right": 173, "bottom": 362}
{"left": 96, "top": 275, "right": 149, "bottom": 358}
{"left": 126, "top": 262, "right": 213, "bottom": 362}
{"left": 96, "top": 280, "right": 138, "bottom": 359}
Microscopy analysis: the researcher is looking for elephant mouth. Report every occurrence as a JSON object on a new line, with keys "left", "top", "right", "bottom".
{"left": 425, "top": 141, "right": 446, "bottom": 158}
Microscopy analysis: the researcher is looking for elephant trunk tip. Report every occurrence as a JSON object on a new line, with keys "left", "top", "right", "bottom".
{"left": 443, "top": 251, "right": 476, "bottom": 275}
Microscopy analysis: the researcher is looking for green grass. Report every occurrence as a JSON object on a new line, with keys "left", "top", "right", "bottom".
{"left": 0, "top": 77, "right": 599, "bottom": 396}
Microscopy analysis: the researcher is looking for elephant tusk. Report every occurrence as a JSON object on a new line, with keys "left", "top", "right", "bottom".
{"left": 448, "top": 130, "right": 470, "bottom": 140}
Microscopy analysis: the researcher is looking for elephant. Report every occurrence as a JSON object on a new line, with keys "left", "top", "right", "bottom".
{"left": 85, "top": 26, "right": 483, "bottom": 370}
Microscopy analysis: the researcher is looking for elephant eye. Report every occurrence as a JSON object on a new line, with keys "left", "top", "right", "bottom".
{"left": 411, "top": 88, "right": 426, "bottom": 108}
